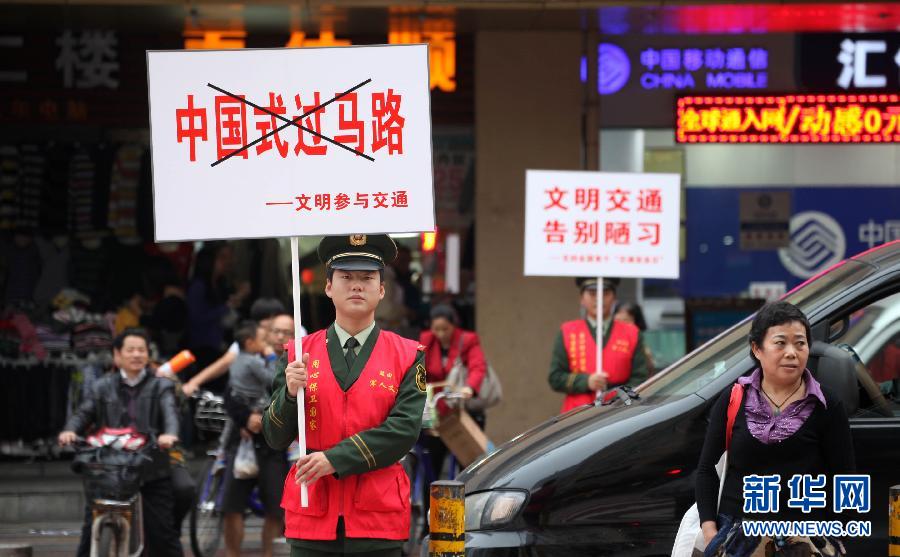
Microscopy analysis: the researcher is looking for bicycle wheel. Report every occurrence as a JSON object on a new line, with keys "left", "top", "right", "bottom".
{"left": 402, "top": 451, "right": 427, "bottom": 557}
{"left": 403, "top": 500, "right": 426, "bottom": 557}
{"left": 190, "top": 457, "right": 226, "bottom": 557}
{"left": 97, "top": 522, "right": 117, "bottom": 557}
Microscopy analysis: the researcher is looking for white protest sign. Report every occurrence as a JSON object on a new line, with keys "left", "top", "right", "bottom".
{"left": 147, "top": 44, "right": 435, "bottom": 242}
{"left": 524, "top": 170, "right": 681, "bottom": 279}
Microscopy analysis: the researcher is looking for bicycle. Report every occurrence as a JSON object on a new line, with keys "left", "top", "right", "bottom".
{"left": 189, "top": 390, "right": 267, "bottom": 557}
{"left": 402, "top": 390, "right": 465, "bottom": 557}
{"left": 72, "top": 428, "right": 153, "bottom": 557}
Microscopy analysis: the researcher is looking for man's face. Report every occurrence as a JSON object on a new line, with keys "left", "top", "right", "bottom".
{"left": 115, "top": 335, "right": 149, "bottom": 375}
{"left": 580, "top": 288, "right": 616, "bottom": 320}
{"left": 325, "top": 269, "right": 384, "bottom": 319}
{"left": 580, "top": 288, "right": 598, "bottom": 320}
{"left": 268, "top": 315, "right": 295, "bottom": 355}
{"left": 602, "top": 289, "right": 616, "bottom": 320}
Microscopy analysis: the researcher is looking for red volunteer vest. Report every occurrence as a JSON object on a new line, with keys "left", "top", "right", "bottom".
{"left": 559, "top": 319, "right": 639, "bottom": 413}
{"left": 281, "top": 328, "right": 420, "bottom": 541}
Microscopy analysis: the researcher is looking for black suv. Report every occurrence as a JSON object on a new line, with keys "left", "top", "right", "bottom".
{"left": 449, "top": 241, "right": 900, "bottom": 556}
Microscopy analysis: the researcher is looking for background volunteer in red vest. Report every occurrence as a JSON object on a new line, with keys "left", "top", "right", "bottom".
{"left": 262, "top": 234, "right": 427, "bottom": 557}
{"left": 548, "top": 277, "right": 649, "bottom": 414}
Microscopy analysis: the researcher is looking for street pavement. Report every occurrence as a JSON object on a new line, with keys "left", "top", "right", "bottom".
{"left": 0, "top": 517, "right": 291, "bottom": 556}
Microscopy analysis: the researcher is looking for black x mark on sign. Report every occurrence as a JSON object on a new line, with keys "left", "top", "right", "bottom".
{"left": 207, "top": 78, "right": 375, "bottom": 167}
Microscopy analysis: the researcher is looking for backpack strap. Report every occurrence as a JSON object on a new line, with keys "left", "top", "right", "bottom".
{"left": 725, "top": 383, "right": 744, "bottom": 452}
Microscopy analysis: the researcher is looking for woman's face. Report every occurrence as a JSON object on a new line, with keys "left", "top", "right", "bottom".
{"left": 431, "top": 317, "right": 455, "bottom": 347}
{"left": 752, "top": 321, "right": 809, "bottom": 386}
{"left": 614, "top": 307, "right": 634, "bottom": 325}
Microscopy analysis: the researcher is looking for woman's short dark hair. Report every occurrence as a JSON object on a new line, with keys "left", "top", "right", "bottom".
{"left": 748, "top": 301, "right": 812, "bottom": 363}
{"left": 113, "top": 328, "right": 150, "bottom": 351}
{"left": 615, "top": 302, "right": 648, "bottom": 331}
{"left": 429, "top": 304, "right": 459, "bottom": 326}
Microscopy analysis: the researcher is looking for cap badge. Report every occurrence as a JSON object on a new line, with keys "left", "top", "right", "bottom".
{"left": 349, "top": 234, "right": 367, "bottom": 246}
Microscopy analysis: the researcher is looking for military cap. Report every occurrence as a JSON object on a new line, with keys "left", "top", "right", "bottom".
{"left": 575, "top": 277, "right": 620, "bottom": 293}
{"left": 317, "top": 234, "right": 398, "bottom": 271}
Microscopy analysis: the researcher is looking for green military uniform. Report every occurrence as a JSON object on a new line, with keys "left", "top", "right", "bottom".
{"left": 547, "top": 316, "right": 649, "bottom": 396}
{"left": 548, "top": 277, "right": 649, "bottom": 397}
{"left": 263, "top": 234, "right": 425, "bottom": 556}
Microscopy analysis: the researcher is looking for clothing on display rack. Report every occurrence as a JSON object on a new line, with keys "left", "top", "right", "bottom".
{"left": 40, "top": 142, "right": 71, "bottom": 235}
{"left": 2, "top": 235, "right": 41, "bottom": 305}
{"left": 0, "top": 355, "right": 76, "bottom": 443}
{"left": 17, "top": 145, "right": 43, "bottom": 230}
{"left": 107, "top": 144, "right": 142, "bottom": 241}
{"left": 71, "top": 322, "right": 113, "bottom": 354}
{"left": 34, "top": 236, "right": 70, "bottom": 308}
{"left": 0, "top": 145, "right": 19, "bottom": 231}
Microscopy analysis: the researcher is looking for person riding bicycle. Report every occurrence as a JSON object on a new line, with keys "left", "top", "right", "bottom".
{"left": 58, "top": 328, "right": 184, "bottom": 557}
{"left": 263, "top": 234, "right": 427, "bottom": 557}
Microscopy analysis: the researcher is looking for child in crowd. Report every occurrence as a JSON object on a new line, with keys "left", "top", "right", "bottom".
{"left": 216, "top": 320, "right": 277, "bottom": 460}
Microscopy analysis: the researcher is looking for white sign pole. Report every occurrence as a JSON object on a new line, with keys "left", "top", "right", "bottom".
{"left": 596, "top": 276, "right": 605, "bottom": 403}
{"left": 290, "top": 237, "right": 308, "bottom": 508}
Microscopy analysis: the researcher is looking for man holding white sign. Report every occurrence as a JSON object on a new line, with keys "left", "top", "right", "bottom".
{"left": 548, "top": 277, "right": 648, "bottom": 413}
{"left": 146, "top": 43, "right": 434, "bottom": 555}
{"left": 523, "top": 169, "right": 681, "bottom": 414}
{"left": 263, "top": 234, "right": 426, "bottom": 557}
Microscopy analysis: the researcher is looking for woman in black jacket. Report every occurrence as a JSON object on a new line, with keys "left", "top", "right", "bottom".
{"left": 696, "top": 302, "right": 855, "bottom": 556}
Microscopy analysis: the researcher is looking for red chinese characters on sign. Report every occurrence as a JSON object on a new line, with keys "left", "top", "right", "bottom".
{"left": 371, "top": 89, "right": 405, "bottom": 154}
{"left": 561, "top": 254, "right": 662, "bottom": 265}
{"left": 173, "top": 90, "right": 406, "bottom": 162}
{"left": 575, "top": 188, "right": 600, "bottom": 211}
{"left": 334, "top": 93, "right": 364, "bottom": 154}
{"left": 638, "top": 189, "right": 662, "bottom": 213}
{"left": 269, "top": 190, "right": 411, "bottom": 212}
{"left": 215, "top": 95, "right": 248, "bottom": 160}
{"left": 175, "top": 94, "right": 207, "bottom": 162}
{"left": 544, "top": 220, "right": 566, "bottom": 243}
{"left": 544, "top": 187, "right": 568, "bottom": 210}
{"left": 254, "top": 92, "right": 289, "bottom": 158}
{"left": 294, "top": 92, "right": 327, "bottom": 156}
{"left": 540, "top": 186, "right": 666, "bottom": 247}
{"left": 676, "top": 94, "right": 900, "bottom": 143}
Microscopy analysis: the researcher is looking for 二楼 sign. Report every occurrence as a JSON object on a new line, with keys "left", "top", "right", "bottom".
{"left": 147, "top": 45, "right": 435, "bottom": 241}
{"left": 524, "top": 170, "right": 681, "bottom": 279}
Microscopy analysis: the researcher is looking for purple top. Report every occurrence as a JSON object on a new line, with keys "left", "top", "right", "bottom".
{"left": 737, "top": 368, "right": 827, "bottom": 445}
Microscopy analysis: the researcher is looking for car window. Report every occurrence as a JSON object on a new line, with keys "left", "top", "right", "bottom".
{"left": 640, "top": 260, "right": 875, "bottom": 400}
{"left": 828, "top": 291, "right": 900, "bottom": 417}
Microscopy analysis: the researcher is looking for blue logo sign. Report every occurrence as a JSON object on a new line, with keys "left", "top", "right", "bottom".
{"left": 741, "top": 474, "right": 871, "bottom": 516}
{"left": 595, "top": 44, "right": 770, "bottom": 94}
{"left": 833, "top": 475, "right": 871, "bottom": 513}
{"left": 597, "top": 43, "right": 630, "bottom": 95}
{"left": 778, "top": 211, "right": 846, "bottom": 279}
{"left": 787, "top": 474, "right": 828, "bottom": 513}
{"left": 743, "top": 474, "right": 781, "bottom": 513}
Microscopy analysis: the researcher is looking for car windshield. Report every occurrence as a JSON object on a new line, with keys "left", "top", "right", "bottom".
{"left": 639, "top": 260, "right": 875, "bottom": 399}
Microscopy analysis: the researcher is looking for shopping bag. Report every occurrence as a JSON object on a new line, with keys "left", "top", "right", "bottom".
{"left": 445, "top": 335, "right": 502, "bottom": 412}
{"left": 233, "top": 438, "right": 259, "bottom": 480}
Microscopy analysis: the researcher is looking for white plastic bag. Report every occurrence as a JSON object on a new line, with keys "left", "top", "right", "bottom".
{"left": 671, "top": 502, "right": 704, "bottom": 557}
{"left": 233, "top": 438, "right": 259, "bottom": 480}
{"left": 671, "top": 452, "right": 727, "bottom": 557}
